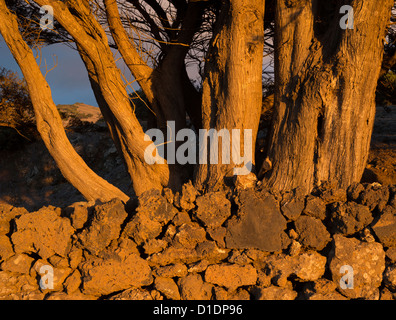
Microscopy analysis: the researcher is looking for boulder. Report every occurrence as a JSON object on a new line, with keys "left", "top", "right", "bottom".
{"left": 78, "top": 199, "right": 128, "bottom": 255}
{"left": 225, "top": 190, "right": 288, "bottom": 252}
{"left": 11, "top": 207, "right": 74, "bottom": 259}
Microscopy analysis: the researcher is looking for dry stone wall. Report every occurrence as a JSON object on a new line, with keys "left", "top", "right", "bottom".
{"left": 0, "top": 182, "right": 395, "bottom": 300}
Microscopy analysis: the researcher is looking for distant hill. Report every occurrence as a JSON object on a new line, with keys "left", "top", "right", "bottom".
{"left": 57, "top": 103, "right": 103, "bottom": 124}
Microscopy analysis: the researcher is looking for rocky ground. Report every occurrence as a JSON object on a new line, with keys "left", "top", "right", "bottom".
{"left": 0, "top": 181, "right": 395, "bottom": 300}
{"left": 0, "top": 104, "right": 395, "bottom": 300}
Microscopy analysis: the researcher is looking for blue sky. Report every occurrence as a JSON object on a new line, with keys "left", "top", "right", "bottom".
{"left": 1, "top": 35, "right": 98, "bottom": 107}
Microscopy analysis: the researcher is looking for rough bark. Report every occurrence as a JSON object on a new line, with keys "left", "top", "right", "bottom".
{"left": 105, "top": 0, "right": 203, "bottom": 133}
{"left": 0, "top": 0, "right": 129, "bottom": 203}
{"left": 194, "top": 0, "right": 265, "bottom": 191}
{"left": 105, "top": 0, "right": 204, "bottom": 188}
{"left": 34, "top": 0, "right": 172, "bottom": 195}
{"left": 264, "top": 0, "right": 394, "bottom": 193}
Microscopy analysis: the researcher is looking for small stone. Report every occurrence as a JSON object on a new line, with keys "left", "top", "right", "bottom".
{"left": 154, "top": 263, "right": 188, "bottom": 278}
{"left": 177, "top": 181, "right": 198, "bottom": 211}
{"left": 64, "top": 201, "right": 94, "bottom": 230}
{"left": 109, "top": 288, "right": 153, "bottom": 300}
{"left": 172, "top": 211, "right": 191, "bottom": 226}
{"left": 195, "top": 241, "right": 229, "bottom": 263}
{"left": 195, "top": 191, "right": 231, "bottom": 228}
{"left": 294, "top": 215, "right": 330, "bottom": 250}
{"left": 63, "top": 269, "right": 82, "bottom": 294}
{"left": 329, "top": 202, "right": 373, "bottom": 235}
{"left": 122, "top": 189, "right": 178, "bottom": 246}
{"left": 303, "top": 195, "right": 326, "bottom": 220}
{"left": 0, "top": 253, "right": 34, "bottom": 274}
{"left": 383, "top": 264, "right": 396, "bottom": 292}
{"left": 205, "top": 264, "right": 257, "bottom": 291}
{"left": 68, "top": 247, "right": 83, "bottom": 270}
{"left": 154, "top": 277, "right": 181, "bottom": 300}
{"left": 372, "top": 206, "right": 396, "bottom": 247}
{"left": 294, "top": 252, "right": 327, "bottom": 281}
{"left": 347, "top": 183, "right": 365, "bottom": 201}
{"left": 148, "top": 247, "right": 200, "bottom": 266}
{"left": 78, "top": 199, "right": 128, "bottom": 255}
{"left": 172, "top": 223, "right": 206, "bottom": 249}
{"left": 177, "top": 274, "right": 212, "bottom": 300}
{"left": 227, "top": 250, "right": 253, "bottom": 265}
{"left": 143, "top": 239, "right": 168, "bottom": 255}
{"left": 359, "top": 183, "right": 389, "bottom": 211}
{"left": 386, "top": 247, "right": 396, "bottom": 263}
{"left": 280, "top": 188, "right": 305, "bottom": 221}
{"left": 233, "top": 172, "right": 257, "bottom": 190}
{"left": 0, "top": 235, "right": 14, "bottom": 260}
{"left": 288, "top": 240, "right": 301, "bottom": 257}
{"left": 188, "top": 260, "right": 209, "bottom": 273}
{"left": 251, "top": 286, "right": 297, "bottom": 300}
{"left": 315, "top": 184, "right": 347, "bottom": 204}
{"left": 227, "top": 288, "right": 251, "bottom": 300}
{"left": 207, "top": 227, "right": 226, "bottom": 247}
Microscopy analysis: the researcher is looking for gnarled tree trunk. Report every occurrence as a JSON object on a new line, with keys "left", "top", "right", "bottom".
{"left": 194, "top": 0, "right": 265, "bottom": 191}
{"left": 0, "top": 0, "right": 129, "bottom": 203}
{"left": 264, "top": 0, "right": 394, "bottom": 193}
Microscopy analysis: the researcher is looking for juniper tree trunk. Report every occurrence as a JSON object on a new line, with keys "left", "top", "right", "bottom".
{"left": 264, "top": 0, "right": 394, "bottom": 193}
{"left": 0, "top": 0, "right": 129, "bottom": 202}
{"left": 194, "top": 0, "right": 265, "bottom": 191}
{"left": 33, "top": 0, "right": 173, "bottom": 196}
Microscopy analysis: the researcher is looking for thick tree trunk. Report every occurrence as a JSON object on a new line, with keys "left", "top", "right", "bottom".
{"left": 194, "top": 0, "right": 265, "bottom": 191}
{"left": 105, "top": 0, "right": 204, "bottom": 189}
{"left": 264, "top": 0, "right": 394, "bottom": 193}
{"left": 0, "top": 1, "right": 129, "bottom": 203}
{"left": 34, "top": 0, "right": 172, "bottom": 195}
